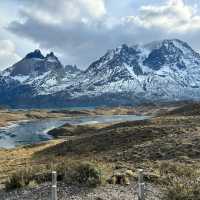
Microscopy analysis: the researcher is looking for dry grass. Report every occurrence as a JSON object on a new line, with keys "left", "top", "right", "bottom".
{"left": 0, "top": 111, "right": 27, "bottom": 127}
{"left": 0, "top": 140, "right": 63, "bottom": 185}
{"left": 1, "top": 103, "right": 200, "bottom": 192}
{"left": 5, "top": 159, "right": 112, "bottom": 190}
{"left": 0, "top": 109, "right": 67, "bottom": 127}
{"left": 2, "top": 114, "right": 200, "bottom": 176}
{"left": 159, "top": 162, "right": 200, "bottom": 200}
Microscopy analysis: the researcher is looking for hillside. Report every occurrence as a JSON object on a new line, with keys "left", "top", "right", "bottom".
{"left": 37, "top": 114, "right": 200, "bottom": 166}
{"left": 165, "top": 102, "right": 200, "bottom": 116}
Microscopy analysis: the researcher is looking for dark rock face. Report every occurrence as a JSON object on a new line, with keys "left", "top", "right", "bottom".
{"left": 143, "top": 48, "right": 166, "bottom": 70}
{"left": 85, "top": 44, "right": 142, "bottom": 83}
{"left": 25, "top": 49, "right": 45, "bottom": 59}
{"left": 46, "top": 52, "right": 55, "bottom": 58}
{"left": 10, "top": 59, "right": 46, "bottom": 76}
{"left": 143, "top": 40, "right": 187, "bottom": 70}
{"left": 7, "top": 50, "right": 64, "bottom": 76}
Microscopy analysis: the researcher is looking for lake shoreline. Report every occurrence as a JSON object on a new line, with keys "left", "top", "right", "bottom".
{"left": 0, "top": 114, "right": 148, "bottom": 149}
{"left": 0, "top": 103, "right": 182, "bottom": 149}
{"left": 0, "top": 106, "right": 141, "bottom": 128}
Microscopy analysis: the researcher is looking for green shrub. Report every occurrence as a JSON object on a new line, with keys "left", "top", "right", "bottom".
{"left": 5, "top": 166, "right": 51, "bottom": 191}
{"left": 54, "top": 160, "right": 104, "bottom": 187}
{"left": 5, "top": 161, "right": 104, "bottom": 190}
{"left": 6, "top": 167, "right": 34, "bottom": 190}
{"left": 63, "top": 162, "right": 103, "bottom": 187}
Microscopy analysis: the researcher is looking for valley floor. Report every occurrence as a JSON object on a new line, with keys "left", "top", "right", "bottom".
{"left": 1, "top": 102, "right": 200, "bottom": 199}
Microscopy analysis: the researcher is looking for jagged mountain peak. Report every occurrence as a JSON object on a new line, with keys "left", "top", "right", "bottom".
{"left": 85, "top": 38, "right": 200, "bottom": 83}
{"left": 113, "top": 43, "right": 140, "bottom": 55}
{"left": 115, "top": 44, "right": 129, "bottom": 52}
{"left": 144, "top": 39, "right": 194, "bottom": 54}
{"left": 65, "top": 65, "right": 81, "bottom": 73}
{"left": 144, "top": 38, "right": 180, "bottom": 48}
{"left": 45, "top": 52, "right": 57, "bottom": 59}
{"left": 45, "top": 52, "right": 61, "bottom": 64}
{"left": 24, "top": 50, "right": 61, "bottom": 62}
{"left": 25, "top": 49, "right": 45, "bottom": 60}
{"left": 142, "top": 38, "right": 200, "bottom": 71}
{"left": 2, "top": 50, "right": 64, "bottom": 77}
{"left": 46, "top": 52, "right": 55, "bottom": 57}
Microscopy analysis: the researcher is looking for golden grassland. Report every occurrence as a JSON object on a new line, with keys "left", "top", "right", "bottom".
{"left": 0, "top": 140, "right": 64, "bottom": 184}
{"left": 0, "top": 109, "right": 66, "bottom": 127}
{"left": 1, "top": 103, "right": 200, "bottom": 199}
{"left": 0, "top": 106, "right": 140, "bottom": 185}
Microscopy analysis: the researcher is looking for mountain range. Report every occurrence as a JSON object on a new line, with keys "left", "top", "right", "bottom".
{"left": 0, "top": 39, "right": 200, "bottom": 108}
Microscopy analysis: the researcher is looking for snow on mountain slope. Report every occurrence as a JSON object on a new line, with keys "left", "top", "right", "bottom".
{"left": 0, "top": 39, "right": 200, "bottom": 107}
{"left": 69, "top": 39, "right": 200, "bottom": 101}
{"left": 1, "top": 50, "right": 81, "bottom": 95}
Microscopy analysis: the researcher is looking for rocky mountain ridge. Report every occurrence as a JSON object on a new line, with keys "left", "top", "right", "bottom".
{"left": 0, "top": 39, "right": 200, "bottom": 108}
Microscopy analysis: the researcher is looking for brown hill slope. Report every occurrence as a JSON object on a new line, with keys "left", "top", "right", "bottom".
{"left": 166, "top": 102, "right": 200, "bottom": 116}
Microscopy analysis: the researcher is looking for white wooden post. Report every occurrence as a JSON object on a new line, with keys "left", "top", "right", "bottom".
{"left": 52, "top": 171, "right": 57, "bottom": 200}
{"left": 138, "top": 169, "right": 145, "bottom": 200}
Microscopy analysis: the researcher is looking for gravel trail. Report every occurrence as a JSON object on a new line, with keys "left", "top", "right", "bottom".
{"left": 0, "top": 182, "right": 161, "bottom": 200}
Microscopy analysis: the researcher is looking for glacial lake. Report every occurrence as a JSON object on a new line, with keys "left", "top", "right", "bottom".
{"left": 0, "top": 115, "right": 149, "bottom": 149}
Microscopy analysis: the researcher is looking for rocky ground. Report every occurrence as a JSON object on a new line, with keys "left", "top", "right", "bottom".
{"left": 0, "top": 182, "right": 161, "bottom": 200}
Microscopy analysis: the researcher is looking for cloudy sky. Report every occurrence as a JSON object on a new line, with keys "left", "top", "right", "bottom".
{"left": 0, "top": 0, "right": 200, "bottom": 70}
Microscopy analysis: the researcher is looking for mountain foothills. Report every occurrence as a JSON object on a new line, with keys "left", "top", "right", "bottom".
{"left": 1, "top": 39, "right": 200, "bottom": 108}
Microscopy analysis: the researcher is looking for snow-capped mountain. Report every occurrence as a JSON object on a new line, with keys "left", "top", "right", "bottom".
{"left": 1, "top": 50, "right": 80, "bottom": 96}
{"left": 67, "top": 39, "right": 200, "bottom": 103}
{"left": 1, "top": 39, "right": 200, "bottom": 108}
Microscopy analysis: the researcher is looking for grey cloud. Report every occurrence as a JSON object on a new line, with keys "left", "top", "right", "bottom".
{"left": 7, "top": 0, "right": 200, "bottom": 68}
{"left": 8, "top": 15, "right": 165, "bottom": 68}
{"left": 0, "top": 39, "right": 20, "bottom": 70}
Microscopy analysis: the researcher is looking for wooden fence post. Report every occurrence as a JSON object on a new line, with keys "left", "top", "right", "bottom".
{"left": 52, "top": 171, "right": 57, "bottom": 200}
{"left": 138, "top": 169, "right": 145, "bottom": 200}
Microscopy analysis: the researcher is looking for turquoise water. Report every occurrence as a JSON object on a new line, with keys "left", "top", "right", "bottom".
{"left": 0, "top": 115, "right": 149, "bottom": 149}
